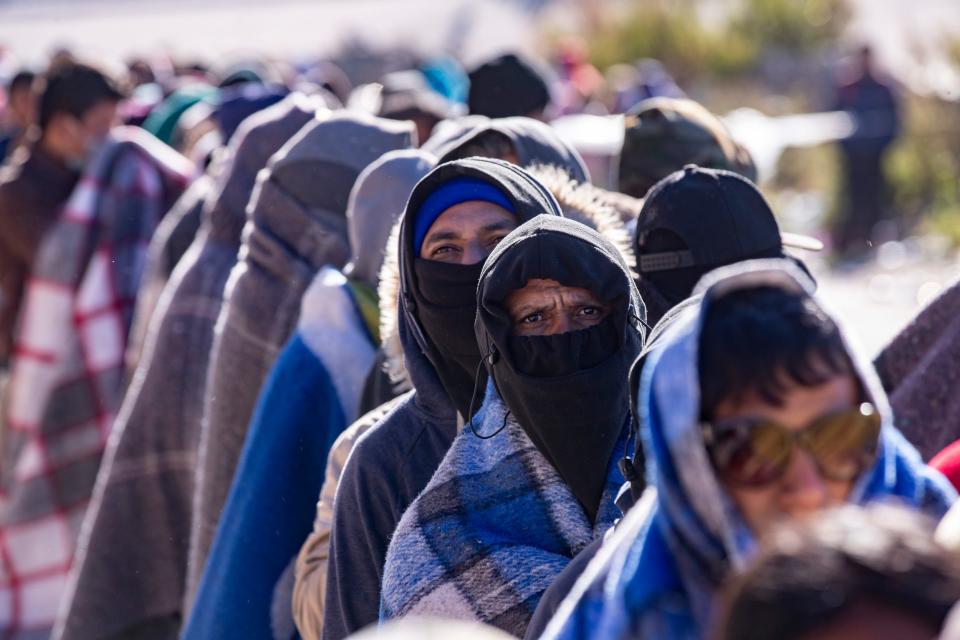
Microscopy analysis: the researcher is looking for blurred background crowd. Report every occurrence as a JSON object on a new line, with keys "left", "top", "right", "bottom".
{"left": 2, "top": 0, "right": 960, "bottom": 351}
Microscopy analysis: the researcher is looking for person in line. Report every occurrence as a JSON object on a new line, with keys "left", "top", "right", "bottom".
{"left": 322, "top": 158, "right": 564, "bottom": 640}
{"left": 716, "top": 504, "right": 960, "bottom": 640}
{"left": 2, "top": 125, "right": 191, "bottom": 638}
{"left": 467, "top": 53, "right": 551, "bottom": 121}
{"left": 185, "top": 112, "right": 413, "bottom": 608}
{"left": 543, "top": 260, "right": 955, "bottom": 640}
{"left": 0, "top": 69, "right": 36, "bottom": 162}
{"left": 381, "top": 215, "right": 645, "bottom": 636}
{"left": 616, "top": 97, "right": 755, "bottom": 202}
{"left": 0, "top": 62, "right": 122, "bottom": 366}
{"left": 632, "top": 165, "right": 820, "bottom": 326}
{"left": 53, "top": 93, "right": 322, "bottom": 640}
{"left": 183, "top": 150, "right": 435, "bottom": 640}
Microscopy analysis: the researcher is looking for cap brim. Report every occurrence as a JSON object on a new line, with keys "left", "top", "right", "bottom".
{"left": 780, "top": 231, "right": 823, "bottom": 252}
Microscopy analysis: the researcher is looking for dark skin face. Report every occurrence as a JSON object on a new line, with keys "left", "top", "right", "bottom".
{"left": 419, "top": 201, "right": 516, "bottom": 265}
{"left": 505, "top": 278, "right": 611, "bottom": 336}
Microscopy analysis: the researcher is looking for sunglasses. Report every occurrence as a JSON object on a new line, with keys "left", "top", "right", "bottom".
{"left": 701, "top": 403, "right": 881, "bottom": 488}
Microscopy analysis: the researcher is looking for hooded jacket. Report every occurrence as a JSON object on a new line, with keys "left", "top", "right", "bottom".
{"left": 543, "top": 261, "right": 956, "bottom": 640}
{"left": 874, "top": 277, "right": 960, "bottom": 460}
{"left": 186, "top": 112, "right": 413, "bottom": 606}
{"left": 182, "top": 149, "right": 434, "bottom": 640}
{"left": 438, "top": 116, "right": 590, "bottom": 184}
{"left": 52, "top": 95, "right": 320, "bottom": 640}
{"left": 322, "top": 158, "right": 563, "bottom": 640}
{"left": 381, "top": 217, "right": 644, "bottom": 636}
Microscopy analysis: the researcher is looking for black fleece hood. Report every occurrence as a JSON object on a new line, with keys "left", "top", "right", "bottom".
{"left": 475, "top": 215, "right": 646, "bottom": 521}
{"left": 398, "top": 157, "right": 564, "bottom": 420}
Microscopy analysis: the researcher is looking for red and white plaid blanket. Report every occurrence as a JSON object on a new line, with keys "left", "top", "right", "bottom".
{"left": 0, "top": 127, "right": 190, "bottom": 638}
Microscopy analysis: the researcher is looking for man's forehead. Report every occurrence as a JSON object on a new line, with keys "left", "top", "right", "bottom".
{"left": 425, "top": 201, "right": 516, "bottom": 233}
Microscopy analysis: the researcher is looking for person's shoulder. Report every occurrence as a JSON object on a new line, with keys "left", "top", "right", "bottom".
{"left": 350, "top": 393, "right": 423, "bottom": 459}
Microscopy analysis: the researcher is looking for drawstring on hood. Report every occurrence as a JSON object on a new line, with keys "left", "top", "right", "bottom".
{"left": 475, "top": 215, "right": 646, "bottom": 521}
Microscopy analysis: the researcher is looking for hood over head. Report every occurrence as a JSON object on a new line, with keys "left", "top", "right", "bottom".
{"left": 398, "top": 157, "right": 563, "bottom": 421}
{"left": 634, "top": 259, "right": 955, "bottom": 623}
{"left": 250, "top": 110, "right": 415, "bottom": 271}
{"left": 475, "top": 215, "right": 645, "bottom": 520}
{"left": 204, "top": 92, "right": 324, "bottom": 244}
{"left": 438, "top": 116, "right": 590, "bottom": 184}
{"left": 345, "top": 149, "right": 436, "bottom": 288}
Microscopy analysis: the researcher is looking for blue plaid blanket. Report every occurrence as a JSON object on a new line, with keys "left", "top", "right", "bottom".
{"left": 381, "top": 383, "right": 625, "bottom": 637}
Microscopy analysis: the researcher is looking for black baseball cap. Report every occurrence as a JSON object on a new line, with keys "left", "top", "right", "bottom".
{"left": 634, "top": 165, "right": 821, "bottom": 275}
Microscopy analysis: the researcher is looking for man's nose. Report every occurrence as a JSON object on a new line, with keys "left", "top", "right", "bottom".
{"left": 461, "top": 242, "right": 489, "bottom": 266}
{"left": 779, "top": 450, "right": 829, "bottom": 515}
{"left": 548, "top": 313, "right": 575, "bottom": 336}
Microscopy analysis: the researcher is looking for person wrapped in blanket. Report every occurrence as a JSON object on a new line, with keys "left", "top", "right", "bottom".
{"left": 542, "top": 260, "right": 956, "bottom": 640}
{"left": 381, "top": 215, "right": 646, "bottom": 637}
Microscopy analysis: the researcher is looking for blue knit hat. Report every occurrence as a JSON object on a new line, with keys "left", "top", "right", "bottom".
{"left": 413, "top": 176, "right": 516, "bottom": 253}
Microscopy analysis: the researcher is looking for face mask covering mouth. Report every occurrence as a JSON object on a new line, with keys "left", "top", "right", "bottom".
{"left": 475, "top": 217, "right": 646, "bottom": 522}
{"left": 413, "top": 258, "right": 486, "bottom": 419}
{"left": 493, "top": 312, "right": 639, "bottom": 522}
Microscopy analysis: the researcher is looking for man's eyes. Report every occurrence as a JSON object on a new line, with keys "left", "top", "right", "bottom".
{"left": 578, "top": 306, "right": 601, "bottom": 317}
{"left": 521, "top": 312, "right": 544, "bottom": 325}
{"left": 429, "top": 245, "right": 459, "bottom": 257}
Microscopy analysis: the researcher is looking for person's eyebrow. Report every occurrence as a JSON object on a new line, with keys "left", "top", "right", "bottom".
{"left": 423, "top": 229, "right": 462, "bottom": 244}
{"left": 478, "top": 220, "right": 516, "bottom": 234}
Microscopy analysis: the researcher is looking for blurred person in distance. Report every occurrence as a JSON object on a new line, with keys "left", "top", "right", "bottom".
{"left": 0, "top": 61, "right": 122, "bottom": 366}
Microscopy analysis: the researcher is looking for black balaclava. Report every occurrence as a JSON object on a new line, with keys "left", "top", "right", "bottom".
{"left": 476, "top": 215, "right": 646, "bottom": 521}
{"left": 399, "top": 158, "right": 564, "bottom": 420}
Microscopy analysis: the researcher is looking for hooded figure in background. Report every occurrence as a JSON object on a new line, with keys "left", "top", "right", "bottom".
{"left": 322, "top": 158, "right": 564, "bottom": 640}
{"left": 183, "top": 150, "right": 435, "bottom": 640}
{"left": 543, "top": 261, "right": 955, "bottom": 640}
{"left": 52, "top": 94, "right": 321, "bottom": 640}
{"left": 2, "top": 127, "right": 191, "bottom": 638}
{"left": 186, "top": 112, "right": 414, "bottom": 607}
{"left": 616, "top": 97, "right": 756, "bottom": 201}
{"left": 381, "top": 216, "right": 645, "bottom": 636}
{"left": 467, "top": 53, "right": 552, "bottom": 121}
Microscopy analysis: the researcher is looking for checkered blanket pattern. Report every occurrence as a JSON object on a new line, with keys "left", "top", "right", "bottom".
{"left": 381, "top": 388, "right": 625, "bottom": 637}
{"left": 0, "top": 129, "right": 189, "bottom": 638}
